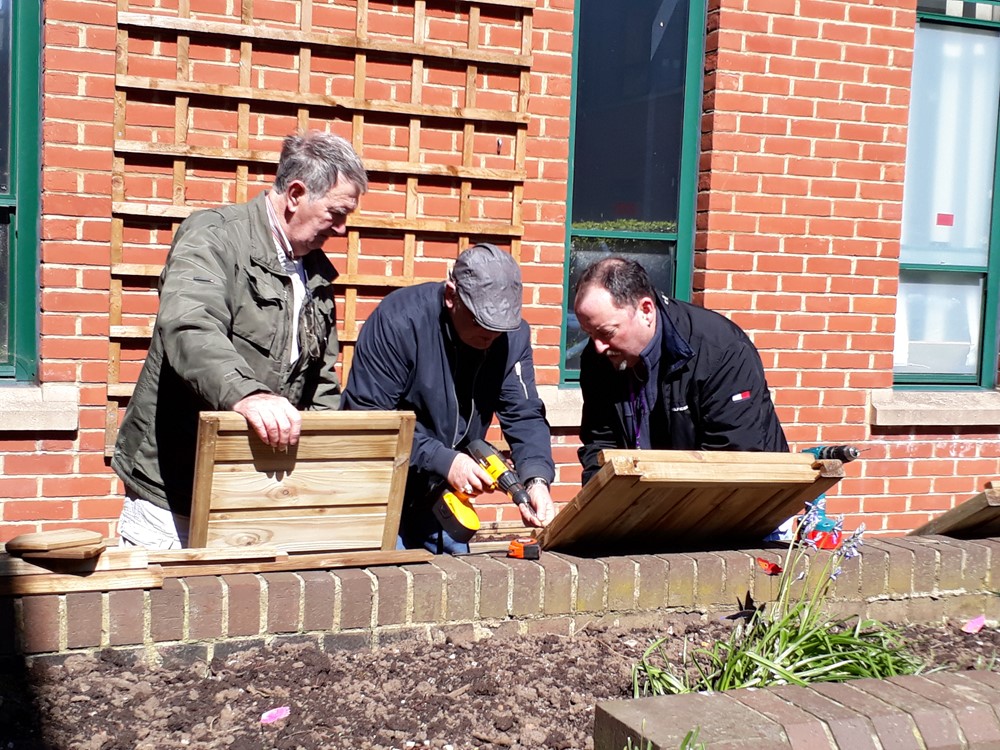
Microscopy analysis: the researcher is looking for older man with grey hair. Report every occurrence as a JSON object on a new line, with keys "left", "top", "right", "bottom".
{"left": 113, "top": 131, "right": 368, "bottom": 548}
{"left": 342, "top": 243, "right": 555, "bottom": 554}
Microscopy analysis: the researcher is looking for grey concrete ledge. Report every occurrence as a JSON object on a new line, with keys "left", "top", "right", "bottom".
{"left": 870, "top": 388, "right": 1000, "bottom": 427}
{"left": 0, "top": 384, "right": 79, "bottom": 432}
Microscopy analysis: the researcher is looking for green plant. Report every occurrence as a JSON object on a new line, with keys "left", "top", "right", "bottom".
{"left": 679, "top": 726, "right": 705, "bottom": 749}
{"left": 622, "top": 726, "right": 704, "bottom": 750}
{"left": 633, "top": 508, "right": 925, "bottom": 696}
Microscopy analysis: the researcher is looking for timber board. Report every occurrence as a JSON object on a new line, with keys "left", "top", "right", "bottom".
{"left": 538, "top": 450, "right": 844, "bottom": 553}
{"left": 189, "top": 411, "right": 416, "bottom": 551}
{"left": 909, "top": 482, "right": 1000, "bottom": 538}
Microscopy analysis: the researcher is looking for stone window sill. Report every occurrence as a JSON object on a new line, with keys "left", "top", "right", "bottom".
{"left": 870, "top": 388, "right": 1000, "bottom": 427}
{"left": 0, "top": 384, "right": 79, "bottom": 432}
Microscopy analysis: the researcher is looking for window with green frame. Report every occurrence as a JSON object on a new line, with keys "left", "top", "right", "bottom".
{"left": 560, "top": 0, "right": 706, "bottom": 380}
{"left": 895, "top": 0, "right": 1000, "bottom": 387}
{"left": 0, "top": 0, "right": 40, "bottom": 381}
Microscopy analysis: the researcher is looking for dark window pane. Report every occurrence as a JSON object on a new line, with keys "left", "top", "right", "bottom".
{"left": 0, "top": 217, "right": 8, "bottom": 361}
{"left": 0, "top": 0, "right": 10, "bottom": 191}
{"left": 571, "top": 0, "right": 690, "bottom": 225}
{"left": 564, "top": 238, "right": 676, "bottom": 371}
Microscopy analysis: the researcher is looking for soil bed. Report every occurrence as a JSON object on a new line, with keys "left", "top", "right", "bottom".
{"left": 1, "top": 618, "right": 998, "bottom": 750}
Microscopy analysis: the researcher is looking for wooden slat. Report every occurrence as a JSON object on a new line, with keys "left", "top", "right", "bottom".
{"left": 117, "top": 13, "right": 532, "bottom": 68}
{"left": 117, "top": 76, "right": 530, "bottom": 125}
{"left": 0, "top": 567, "right": 165, "bottom": 596}
{"left": 210, "top": 433, "right": 400, "bottom": 462}
{"left": 108, "top": 326, "right": 361, "bottom": 344}
{"left": 208, "top": 462, "right": 394, "bottom": 510}
{"left": 5, "top": 528, "right": 105, "bottom": 554}
{"left": 111, "top": 261, "right": 438, "bottom": 290}
{"left": 210, "top": 410, "right": 413, "bottom": 433}
{"left": 145, "top": 546, "right": 284, "bottom": 564}
{"left": 909, "top": 482, "right": 1000, "bottom": 538}
{"left": 600, "top": 449, "right": 823, "bottom": 468}
{"left": 110, "top": 263, "right": 163, "bottom": 278}
{"left": 21, "top": 543, "right": 107, "bottom": 560}
{"left": 110, "top": 325, "right": 153, "bottom": 339}
{"left": 0, "top": 549, "right": 149, "bottom": 577}
{"left": 204, "top": 512, "right": 387, "bottom": 551}
{"left": 111, "top": 201, "right": 523, "bottom": 237}
{"left": 189, "top": 412, "right": 222, "bottom": 549}
{"left": 113, "top": 145, "right": 524, "bottom": 183}
{"left": 160, "top": 548, "right": 432, "bottom": 577}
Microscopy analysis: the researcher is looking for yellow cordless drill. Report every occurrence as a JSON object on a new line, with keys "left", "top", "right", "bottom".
{"left": 432, "top": 439, "right": 529, "bottom": 543}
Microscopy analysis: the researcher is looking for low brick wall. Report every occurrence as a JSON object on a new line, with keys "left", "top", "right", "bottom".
{"left": 2, "top": 535, "right": 997, "bottom": 661}
{"left": 595, "top": 672, "right": 1000, "bottom": 749}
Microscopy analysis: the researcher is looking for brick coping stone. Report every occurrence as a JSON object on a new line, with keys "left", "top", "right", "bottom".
{"left": 594, "top": 671, "right": 1000, "bottom": 749}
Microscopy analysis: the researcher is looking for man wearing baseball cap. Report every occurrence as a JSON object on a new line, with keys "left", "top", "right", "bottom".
{"left": 342, "top": 243, "right": 555, "bottom": 554}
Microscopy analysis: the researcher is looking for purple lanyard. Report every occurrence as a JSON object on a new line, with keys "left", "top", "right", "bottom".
{"left": 630, "top": 380, "right": 647, "bottom": 449}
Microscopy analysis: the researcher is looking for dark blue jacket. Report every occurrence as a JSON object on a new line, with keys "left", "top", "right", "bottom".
{"left": 342, "top": 282, "right": 555, "bottom": 507}
{"left": 579, "top": 293, "right": 788, "bottom": 484}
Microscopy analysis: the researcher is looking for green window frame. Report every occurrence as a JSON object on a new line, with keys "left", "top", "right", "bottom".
{"left": 0, "top": 0, "right": 40, "bottom": 381}
{"left": 560, "top": 0, "right": 707, "bottom": 383}
{"left": 895, "top": 0, "right": 1000, "bottom": 389}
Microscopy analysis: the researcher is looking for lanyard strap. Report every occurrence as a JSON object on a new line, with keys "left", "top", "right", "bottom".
{"left": 629, "top": 378, "right": 647, "bottom": 449}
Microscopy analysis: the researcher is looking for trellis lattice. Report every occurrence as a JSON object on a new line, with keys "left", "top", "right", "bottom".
{"left": 106, "top": 0, "right": 533, "bottom": 455}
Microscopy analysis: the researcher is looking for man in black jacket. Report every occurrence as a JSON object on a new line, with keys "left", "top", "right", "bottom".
{"left": 342, "top": 243, "right": 555, "bottom": 553}
{"left": 574, "top": 256, "right": 788, "bottom": 484}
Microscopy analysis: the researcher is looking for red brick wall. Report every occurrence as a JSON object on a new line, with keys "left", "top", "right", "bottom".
{"left": 698, "top": 0, "right": 1000, "bottom": 534}
{"left": 3, "top": 0, "right": 119, "bottom": 539}
{"left": 1, "top": 0, "right": 996, "bottom": 541}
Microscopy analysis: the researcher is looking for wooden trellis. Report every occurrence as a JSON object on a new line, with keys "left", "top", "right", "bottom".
{"left": 106, "top": 0, "right": 533, "bottom": 455}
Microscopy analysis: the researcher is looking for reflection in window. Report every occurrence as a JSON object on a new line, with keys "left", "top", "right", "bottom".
{"left": 572, "top": 0, "right": 689, "bottom": 225}
{"left": 564, "top": 238, "right": 675, "bottom": 371}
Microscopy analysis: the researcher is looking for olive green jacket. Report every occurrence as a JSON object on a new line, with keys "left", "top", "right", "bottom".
{"left": 111, "top": 193, "right": 341, "bottom": 515}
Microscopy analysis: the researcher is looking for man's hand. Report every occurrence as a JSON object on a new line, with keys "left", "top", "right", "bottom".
{"left": 233, "top": 392, "right": 301, "bottom": 450}
{"left": 447, "top": 453, "right": 495, "bottom": 497}
{"left": 521, "top": 482, "right": 554, "bottom": 527}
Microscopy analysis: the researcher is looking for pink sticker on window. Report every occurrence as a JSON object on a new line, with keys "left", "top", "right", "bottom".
{"left": 936, "top": 213, "right": 955, "bottom": 227}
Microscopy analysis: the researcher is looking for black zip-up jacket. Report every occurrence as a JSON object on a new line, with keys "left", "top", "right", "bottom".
{"left": 578, "top": 292, "right": 788, "bottom": 484}
{"left": 341, "top": 282, "right": 555, "bottom": 507}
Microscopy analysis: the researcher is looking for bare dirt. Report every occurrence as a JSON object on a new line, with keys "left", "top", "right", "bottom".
{"left": 1, "top": 618, "right": 998, "bottom": 750}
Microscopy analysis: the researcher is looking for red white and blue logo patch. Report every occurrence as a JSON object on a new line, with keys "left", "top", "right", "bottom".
{"left": 731, "top": 390, "right": 751, "bottom": 402}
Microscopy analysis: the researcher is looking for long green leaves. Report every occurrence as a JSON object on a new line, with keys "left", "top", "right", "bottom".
{"left": 632, "top": 515, "right": 925, "bottom": 696}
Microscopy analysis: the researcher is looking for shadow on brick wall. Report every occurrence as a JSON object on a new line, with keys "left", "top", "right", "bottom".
{"left": 0, "top": 596, "right": 51, "bottom": 748}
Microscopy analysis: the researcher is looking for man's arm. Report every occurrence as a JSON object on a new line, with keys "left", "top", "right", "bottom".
{"left": 341, "top": 305, "right": 460, "bottom": 480}
{"left": 577, "top": 344, "right": 621, "bottom": 484}
{"left": 494, "top": 327, "right": 555, "bottom": 526}
{"left": 696, "top": 338, "right": 789, "bottom": 452}
{"left": 494, "top": 326, "right": 554, "bottom": 485}
{"left": 156, "top": 220, "right": 270, "bottom": 410}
